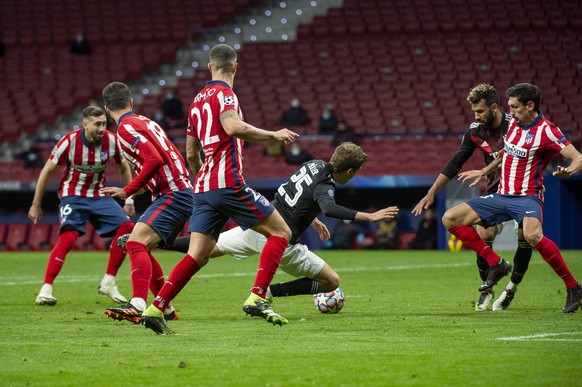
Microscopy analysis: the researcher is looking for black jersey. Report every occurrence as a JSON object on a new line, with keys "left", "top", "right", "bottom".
{"left": 442, "top": 112, "right": 511, "bottom": 194}
{"left": 274, "top": 160, "right": 357, "bottom": 244}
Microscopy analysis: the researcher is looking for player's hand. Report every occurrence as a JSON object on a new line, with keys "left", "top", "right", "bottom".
{"left": 28, "top": 205, "right": 43, "bottom": 224}
{"left": 553, "top": 165, "right": 573, "bottom": 178}
{"left": 311, "top": 218, "right": 331, "bottom": 241}
{"left": 274, "top": 128, "right": 299, "bottom": 145}
{"left": 458, "top": 170, "right": 485, "bottom": 188}
{"left": 100, "top": 186, "right": 128, "bottom": 200}
{"left": 123, "top": 203, "right": 136, "bottom": 218}
{"left": 369, "top": 206, "right": 399, "bottom": 222}
{"left": 412, "top": 196, "right": 433, "bottom": 216}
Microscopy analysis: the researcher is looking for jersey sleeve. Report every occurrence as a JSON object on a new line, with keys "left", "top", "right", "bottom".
{"left": 217, "top": 88, "right": 238, "bottom": 115}
{"left": 441, "top": 127, "right": 477, "bottom": 179}
{"left": 544, "top": 124, "right": 570, "bottom": 151}
{"left": 313, "top": 182, "right": 358, "bottom": 220}
{"left": 49, "top": 135, "right": 70, "bottom": 165}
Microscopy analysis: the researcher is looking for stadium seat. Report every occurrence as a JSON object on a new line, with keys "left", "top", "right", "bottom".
{"left": 28, "top": 223, "right": 52, "bottom": 251}
{"left": 6, "top": 224, "right": 29, "bottom": 251}
{"left": 72, "top": 226, "right": 95, "bottom": 251}
{"left": 0, "top": 224, "right": 7, "bottom": 250}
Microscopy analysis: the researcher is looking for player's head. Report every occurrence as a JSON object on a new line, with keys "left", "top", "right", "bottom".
{"left": 81, "top": 106, "right": 107, "bottom": 142}
{"left": 102, "top": 82, "right": 133, "bottom": 113}
{"left": 467, "top": 84, "right": 500, "bottom": 128}
{"left": 208, "top": 44, "right": 237, "bottom": 75}
{"left": 506, "top": 83, "right": 541, "bottom": 127}
{"left": 330, "top": 142, "right": 368, "bottom": 184}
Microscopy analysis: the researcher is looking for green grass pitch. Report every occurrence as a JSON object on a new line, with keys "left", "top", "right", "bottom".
{"left": 1, "top": 249, "right": 581, "bottom": 386}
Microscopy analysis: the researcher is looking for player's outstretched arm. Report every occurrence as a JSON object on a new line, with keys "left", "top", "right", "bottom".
{"left": 311, "top": 218, "right": 331, "bottom": 241}
{"left": 459, "top": 155, "right": 502, "bottom": 187}
{"left": 553, "top": 144, "right": 582, "bottom": 178}
{"left": 220, "top": 110, "right": 298, "bottom": 144}
{"left": 412, "top": 173, "right": 451, "bottom": 216}
{"left": 356, "top": 206, "right": 399, "bottom": 222}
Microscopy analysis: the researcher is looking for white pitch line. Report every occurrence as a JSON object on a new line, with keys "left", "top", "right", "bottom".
{"left": 497, "top": 332, "right": 582, "bottom": 341}
{"left": 0, "top": 262, "right": 478, "bottom": 286}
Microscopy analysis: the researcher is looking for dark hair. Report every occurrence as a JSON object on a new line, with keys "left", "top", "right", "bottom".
{"left": 330, "top": 142, "right": 368, "bottom": 173}
{"left": 102, "top": 81, "right": 132, "bottom": 111}
{"left": 209, "top": 44, "right": 237, "bottom": 73}
{"left": 467, "top": 84, "right": 499, "bottom": 106}
{"left": 82, "top": 106, "right": 105, "bottom": 120}
{"left": 506, "top": 83, "right": 541, "bottom": 112}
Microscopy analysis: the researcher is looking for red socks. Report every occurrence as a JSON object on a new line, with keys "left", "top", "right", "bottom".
{"left": 535, "top": 237, "right": 578, "bottom": 288}
{"left": 105, "top": 221, "right": 133, "bottom": 276}
{"left": 125, "top": 241, "right": 151, "bottom": 301}
{"left": 448, "top": 226, "right": 501, "bottom": 266}
{"left": 149, "top": 253, "right": 165, "bottom": 296}
{"left": 153, "top": 254, "right": 200, "bottom": 311}
{"left": 252, "top": 235, "right": 288, "bottom": 297}
{"left": 43, "top": 230, "right": 78, "bottom": 284}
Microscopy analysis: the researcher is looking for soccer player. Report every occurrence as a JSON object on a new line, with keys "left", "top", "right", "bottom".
{"left": 443, "top": 83, "right": 582, "bottom": 313}
{"left": 29, "top": 106, "right": 135, "bottom": 306}
{"left": 152, "top": 142, "right": 398, "bottom": 302}
{"left": 412, "top": 84, "right": 533, "bottom": 311}
{"left": 140, "top": 43, "right": 299, "bottom": 334}
{"left": 100, "top": 81, "right": 194, "bottom": 323}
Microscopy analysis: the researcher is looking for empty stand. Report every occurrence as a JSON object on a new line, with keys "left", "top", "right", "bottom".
{"left": 28, "top": 223, "right": 52, "bottom": 251}
{"left": 5, "top": 223, "right": 29, "bottom": 251}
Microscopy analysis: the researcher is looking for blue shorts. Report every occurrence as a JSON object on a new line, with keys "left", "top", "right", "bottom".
{"left": 138, "top": 189, "right": 194, "bottom": 248}
{"left": 59, "top": 196, "right": 132, "bottom": 237}
{"left": 188, "top": 185, "right": 275, "bottom": 240}
{"left": 466, "top": 193, "right": 543, "bottom": 228}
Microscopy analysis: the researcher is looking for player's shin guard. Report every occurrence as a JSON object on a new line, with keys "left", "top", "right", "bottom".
{"left": 125, "top": 241, "right": 152, "bottom": 301}
{"left": 535, "top": 237, "right": 578, "bottom": 288}
{"left": 152, "top": 254, "right": 200, "bottom": 312}
{"left": 106, "top": 221, "right": 134, "bottom": 277}
{"left": 511, "top": 240, "right": 533, "bottom": 285}
{"left": 43, "top": 230, "right": 78, "bottom": 285}
{"left": 252, "top": 236, "right": 288, "bottom": 297}
{"left": 448, "top": 226, "right": 501, "bottom": 266}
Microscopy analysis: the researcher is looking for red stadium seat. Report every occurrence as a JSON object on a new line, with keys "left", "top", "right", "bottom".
{"left": 0, "top": 224, "right": 7, "bottom": 250}
{"left": 28, "top": 223, "right": 52, "bottom": 251}
{"left": 6, "top": 224, "right": 29, "bottom": 251}
{"left": 73, "top": 226, "right": 95, "bottom": 251}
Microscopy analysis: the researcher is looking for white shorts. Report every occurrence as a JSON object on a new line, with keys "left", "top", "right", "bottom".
{"left": 216, "top": 226, "right": 325, "bottom": 278}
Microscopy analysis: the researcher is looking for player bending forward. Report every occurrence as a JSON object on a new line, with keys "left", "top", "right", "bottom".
{"left": 126, "top": 142, "right": 398, "bottom": 311}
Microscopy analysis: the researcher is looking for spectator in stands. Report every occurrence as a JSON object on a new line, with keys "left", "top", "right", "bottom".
{"left": 29, "top": 106, "right": 135, "bottom": 307}
{"left": 318, "top": 104, "right": 339, "bottom": 134}
{"left": 284, "top": 142, "right": 313, "bottom": 165}
{"left": 332, "top": 119, "right": 359, "bottom": 146}
{"left": 329, "top": 220, "right": 363, "bottom": 249}
{"left": 152, "top": 108, "right": 170, "bottom": 130}
{"left": 161, "top": 90, "right": 184, "bottom": 121}
{"left": 409, "top": 207, "right": 437, "bottom": 249}
{"left": 18, "top": 145, "right": 44, "bottom": 169}
{"left": 372, "top": 217, "right": 399, "bottom": 250}
{"left": 69, "top": 32, "right": 90, "bottom": 55}
{"left": 280, "top": 98, "right": 310, "bottom": 127}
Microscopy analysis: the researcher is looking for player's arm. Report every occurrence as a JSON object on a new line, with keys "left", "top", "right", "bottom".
{"left": 310, "top": 218, "right": 331, "bottom": 241}
{"left": 117, "top": 159, "right": 136, "bottom": 217}
{"left": 553, "top": 144, "right": 582, "bottom": 177}
{"left": 458, "top": 151, "right": 503, "bottom": 187}
{"left": 317, "top": 193, "right": 399, "bottom": 222}
{"left": 186, "top": 135, "right": 202, "bottom": 176}
{"left": 412, "top": 131, "right": 475, "bottom": 215}
{"left": 28, "top": 160, "right": 59, "bottom": 224}
{"left": 220, "top": 110, "right": 298, "bottom": 144}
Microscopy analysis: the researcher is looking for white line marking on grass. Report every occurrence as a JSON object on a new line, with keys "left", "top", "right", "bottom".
{"left": 497, "top": 332, "right": 582, "bottom": 342}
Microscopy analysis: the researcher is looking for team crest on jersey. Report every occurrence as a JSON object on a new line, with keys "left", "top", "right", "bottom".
{"left": 100, "top": 151, "right": 109, "bottom": 162}
{"left": 328, "top": 189, "right": 334, "bottom": 198}
{"left": 524, "top": 131, "right": 535, "bottom": 144}
{"left": 223, "top": 95, "right": 236, "bottom": 106}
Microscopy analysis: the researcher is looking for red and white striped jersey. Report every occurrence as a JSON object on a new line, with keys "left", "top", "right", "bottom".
{"left": 50, "top": 129, "right": 122, "bottom": 198}
{"left": 187, "top": 80, "right": 245, "bottom": 193}
{"left": 499, "top": 114, "right": 570, "bottom": 198}
{"left": 116, "top": 112, "right": 191, "bottom": 198}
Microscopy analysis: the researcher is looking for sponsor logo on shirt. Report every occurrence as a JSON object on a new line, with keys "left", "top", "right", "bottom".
{"left": 504, "top": 143, "right": 527, "bottom": 158}
{"left": 75, "top": 164, "right": 107, "bottom": 174}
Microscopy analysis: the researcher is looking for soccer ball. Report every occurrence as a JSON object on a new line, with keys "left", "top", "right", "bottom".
{"left": 313, "top": 288, "right": 345, "bottom": 314}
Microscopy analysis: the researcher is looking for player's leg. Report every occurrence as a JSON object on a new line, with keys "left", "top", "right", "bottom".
{"left": 522, "top": 216, "right": 581, "bottom": 312}
{"left": 493, "top": 223, "right": 533, "bottom": 311}
{"left": 99, "top": 221, "right": 134, "bottom": 303}
{"left": 474, "top": 224, "right": 500, "bottom": 311}
{"left": 36, "top": 197, "right": 88, "bottom": 306}
{"left": 443, "top": 197, "right": 512, "bottom": 291}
